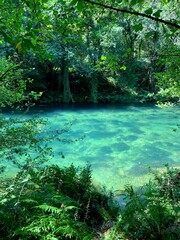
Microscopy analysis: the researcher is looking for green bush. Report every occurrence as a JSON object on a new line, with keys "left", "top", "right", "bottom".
{"left": 110, "top": 166, "right": 180, "bottom": 240}
{"left": 0, "top": 56, "right": 42, "bottom": 109}
{"left": 0, "top": 164, "right": 119, "bottom": 239}
{"left": 1, "top": 162, "right": 179, "bottom": 240}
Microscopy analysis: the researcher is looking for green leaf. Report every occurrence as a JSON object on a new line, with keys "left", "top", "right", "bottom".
{"left": 3, "top": 33, "right": 12, "bottom": 43}
{"left": 130, "top": 0, "right": 144, "bottom": 5}
{"left": 130, "top": 0, "right": 138, "bottom": 5}
{"left": 145, "top": 32, "right": 153, "bottom": 38}
{"left": 153, "top": 10, "right": 162, "bottom": 18}
{"left": 76, "top": 0, "right": 84, "bottom": 11}
{"left": 100, "top": 55, "right": 106, "bottom": 61}
{"left": 22, "top": 39, "right": 34, "bottom": 50}
{"left": 16, "top": 42, "right": 22, "bottom": 52}
{"left": 65, "top": 206, "right": 78, "bottom": 210}
{"left": 71, "top": 0, "right": 78, "bottom": 5}
{"left": 133, "top": 24, "right": 143, "bottom": 32}
{"left": 120, "top": 65, "right": 126, "bottom": 70}
{"left": 145, "top": 8, "right": 153, "bottom": 15}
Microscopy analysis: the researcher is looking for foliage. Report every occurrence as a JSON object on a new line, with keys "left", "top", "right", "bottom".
{"left": 153, "top": 165, "right": 180, "bottom": 204}
{"left": 1, "top": 164, "right": 179, "bottom": 240}
{"left": 0, "top": 0, "right": 179, "bottom": 104}
{"left": 0, "top": 56, "right": 47, "bottom": 175}
{"left": 0, "top": 56, "right": 42, "bottom": 108}
{"left": 0, "top": 164, "right": 119, "bottom": 239}
{"left": 155, "top": 46, "right": 180, "bottom": 103}
{"left": 110, "top": 166, "right": 180, "bottom": 240}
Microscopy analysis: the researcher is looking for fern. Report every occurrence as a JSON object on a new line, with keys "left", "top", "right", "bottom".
{"left": 35, "top": 204, "right": 78, "bottom": 214}
{"left": 17, "top": 204, "right": 93, "bottom": 239}
{"left": 0, "top": 164, "right": 118, "bottom": 239}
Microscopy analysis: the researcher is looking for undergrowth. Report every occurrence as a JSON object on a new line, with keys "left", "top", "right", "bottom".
{"left": 0, "top": 165, "right": 179, "bottom": 239}
{"left": 0, "top": 164, "right": 119, "bottom": 240}
{"left": 109, "top": 165, "right": 180, "bottom": 240}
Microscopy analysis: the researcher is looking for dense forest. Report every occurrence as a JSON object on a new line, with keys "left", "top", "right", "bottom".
{"left": 0, "top": 0, "right": 180, "bottom": 239}
{"left": 0, "top": 0, "right": 179, "bottom": 105}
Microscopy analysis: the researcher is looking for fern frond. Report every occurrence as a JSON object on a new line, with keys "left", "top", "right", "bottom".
{"left": 34, "top": 204, "right": 78, "bottom": 214}
{"left": 21, "top": 199, "right": 38, "bottom": 204}
{"left": 34, "top": 205, "right": 63, "bottom": 214}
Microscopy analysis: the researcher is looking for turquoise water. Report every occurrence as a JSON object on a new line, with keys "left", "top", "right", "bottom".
{"left": 4, "top": 104, "right": 180, "bottom": 190}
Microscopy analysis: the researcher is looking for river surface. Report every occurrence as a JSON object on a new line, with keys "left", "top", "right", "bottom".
{"left": 3, "top": 103, "right": 180, "bottom": 190}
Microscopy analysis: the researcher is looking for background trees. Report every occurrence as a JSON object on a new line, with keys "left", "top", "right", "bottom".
{"left": 0, "top": 0, "right": 179, "bottom": 104}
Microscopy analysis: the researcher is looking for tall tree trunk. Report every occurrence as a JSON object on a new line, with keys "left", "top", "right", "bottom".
{"left": 86, "top": 23, "right": 99, "bottom": 103}
{"left": 61, "top": 47, "right": 74, "bottom": 103}
{"left": 90, "top": 74, "right": 98, "bottom": 103}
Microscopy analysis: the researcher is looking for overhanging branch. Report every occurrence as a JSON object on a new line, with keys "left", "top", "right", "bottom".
{"left": 83, "top": 0, "right": 180, "bottom": 29}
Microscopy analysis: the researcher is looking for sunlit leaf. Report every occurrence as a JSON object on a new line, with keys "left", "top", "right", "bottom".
{"left": 101, "top": 55, "right": 106, "bottom": 61}
{"left": 16, "top": 42, "right": 22, "bottom": 52}
{"left": 120, "top": 65, "right": 126, "bottom": 70}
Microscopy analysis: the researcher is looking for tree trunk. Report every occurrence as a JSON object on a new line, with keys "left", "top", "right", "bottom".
{"left": 61, "top": 47, "right": 74, "bottom": 103}
{"left": 86, "top": 23, "right": 99, "bottom": 103}
{"left": 90, "top": 74, "right": 98, "bottom": 103}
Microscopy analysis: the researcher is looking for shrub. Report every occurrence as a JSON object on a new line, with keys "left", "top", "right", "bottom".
{"left": 110, "top": 166, "right": 180, "bottom": 240}
{"left": 0, "top": 164, "right": 119, "bottom": 239}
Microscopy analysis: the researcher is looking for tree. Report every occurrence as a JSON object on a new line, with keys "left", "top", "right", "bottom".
{"left": 82, "top": 0, "right": 180, "bottom": 29}
{"left": 0, "top": 0, "right": 179, "bottom": 103}
{"left": 0, "top": 56, "right": 48, "bottom": 175}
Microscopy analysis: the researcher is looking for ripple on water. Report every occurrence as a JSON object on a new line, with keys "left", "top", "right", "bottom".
{"left": 122, "top": 135, "right": 138, "bottom": 141}
{"left": 88, "top": 131, "right": 118, "bottom": 139}
{"left": 129, "top": 127, "right": 144, "bottom": 134}
{"left": 111, "top": 142, "right": 130, "bottom": 151}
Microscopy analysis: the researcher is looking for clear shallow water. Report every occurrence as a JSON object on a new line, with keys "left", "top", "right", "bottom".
{"left": 4, "top": 104, "right": 180, "bottom": 190}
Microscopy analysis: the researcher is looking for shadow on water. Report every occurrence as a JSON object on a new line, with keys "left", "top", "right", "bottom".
{"left": 2, "top": 103, "right": 180, "bottom": 190}
{"left": 111, "top": 142, "right": 130, "bottom": 151}
{"left": 127, "top": 164, "right": 152, "bottom": 176}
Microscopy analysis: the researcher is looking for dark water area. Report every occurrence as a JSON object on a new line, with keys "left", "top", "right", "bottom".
{"left": 2, "top": 103, "right": 180, "bottom": 191}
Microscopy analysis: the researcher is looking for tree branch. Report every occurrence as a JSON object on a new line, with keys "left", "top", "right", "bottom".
{"left": 83, "top": 0, "right": 180, "bottom": 29}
